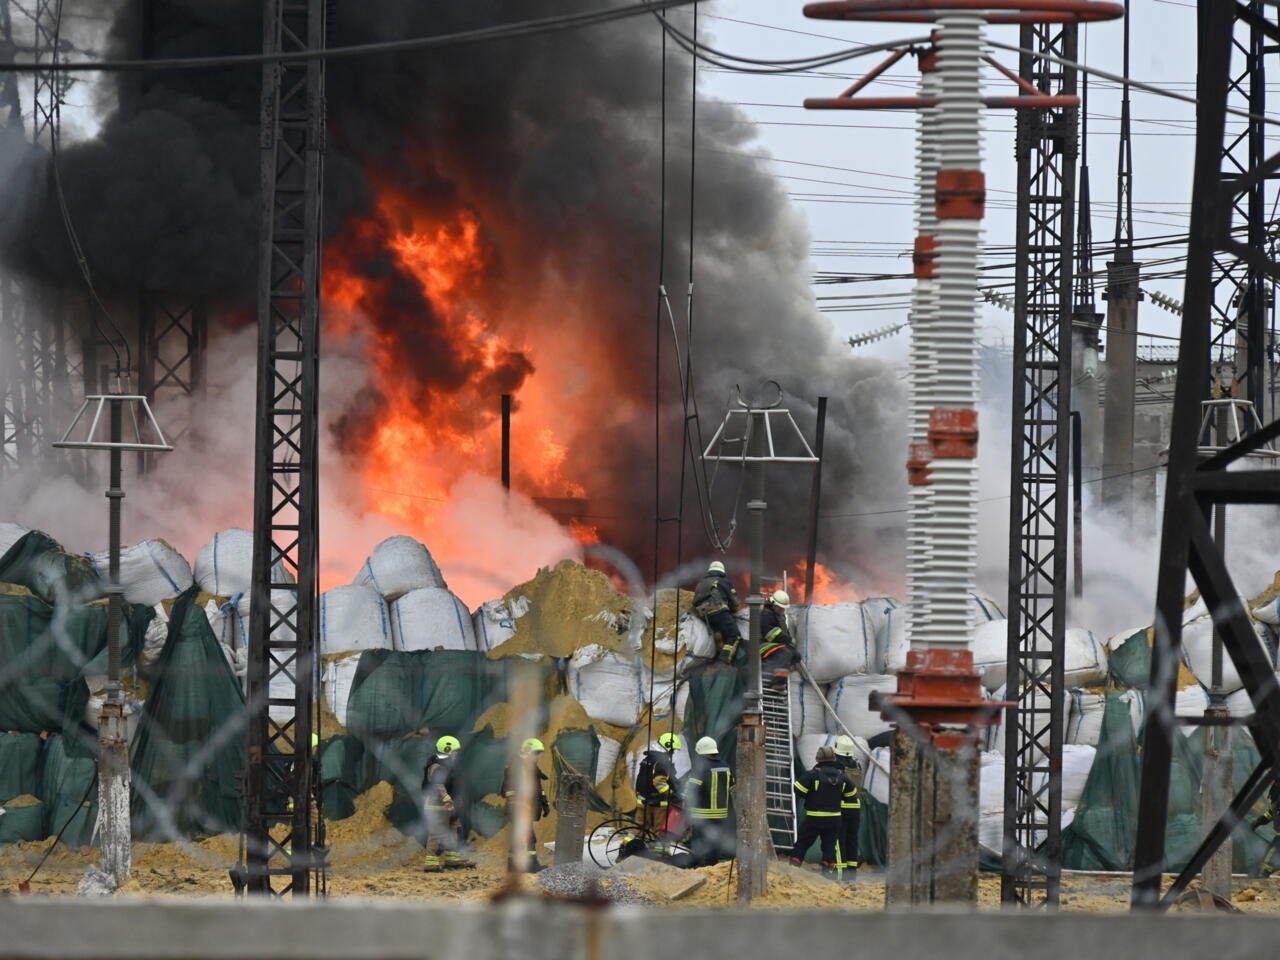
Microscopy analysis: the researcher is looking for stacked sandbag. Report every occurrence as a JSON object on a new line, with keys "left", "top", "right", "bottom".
{"left": 568, "top": 644, "right": 642, "bottom": 727}
{"left": 792, "top": 602, "right": 877, "bottom": 682}
{"left": 1062, "top": 628, "right": 1108, "bottom": 687}
{"left": 984, "top": 685, "right": 1070, "bottom": 754}
{"left": 595, "top": 736, "right": 622, "bottom": 785}
{"left": 472, "top": 597, "right": 527, "bottom": 652}
{"left": 1066, "top": 688, "right": 1143, "bottom": 746}
{"left": 87, "top": 539, "right": 193, "bottom": 607}
{"left": 1181, "top": 602, "right": 1273, "bottom": 692}
{"left": 796, "top": 733, "right": 839, "bottom": 771}
{"left": 354, "top": 535, "right": 446, "bottom": 599}
{"left": 0, "top": 522, "right": 30, "bottom": 558}
{"left": 194, "top": 528, "right": 295, "bottom": 651}
{"left": 826, "top": 673, "right": 895, "bottom": 740}
{"left": 322, "top": 655, "right": 362, "bottom": 728}
{"left": 863, "top": 746, "right": 892, "bottom": 804}
{"left": 320, "top": 585, "right": 392, "bottom": 657}
{"left": 676, "top": 613, "right": 717, "bottom": 668}
{"left": 789, "top": 672, "right": 829, "bottom": 737}
{"left": 860, "top": 597, "right": 900, "bottom": 644}
{"left": 972, "top": 619, "right": 1011, "bottom": 692}
{"left": 390, "top": 587, "right": 475, "bottom": 652}
{"left": 879, "top": 595, "right": 1005, "bottom": 675}
{"left": 977, "top": 751, "right": 1006, "bottom": 852}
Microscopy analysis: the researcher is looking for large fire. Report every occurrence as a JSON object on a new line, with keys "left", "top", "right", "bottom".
{"left": 320, "top": 185, "right": 592, "bottom": 604}
{"left": 794, "top": 560, "right": 864, "bottom": 605}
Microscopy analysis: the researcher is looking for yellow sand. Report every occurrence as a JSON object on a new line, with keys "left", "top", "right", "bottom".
{"left": 487, "top": 561, "right": 633, "bottom": 659}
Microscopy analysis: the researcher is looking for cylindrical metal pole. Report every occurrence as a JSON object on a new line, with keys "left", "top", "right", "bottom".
{"left": 736, "top": 410, "right": 769, "bottom": 903}
{"left": 99, "top": 396, "right": 131, "bottom": 886}
{"left": 803, "top": 397, "right": 828, "bottom": 604}
{"left": 501, "top": 393, "right": 512, "bottom": 492}
{"left": 1072, "top": 410, "right": 1083, "bottom": 598}
{"left": 1202, "top": 403, "right": 1232, "bottom": 898}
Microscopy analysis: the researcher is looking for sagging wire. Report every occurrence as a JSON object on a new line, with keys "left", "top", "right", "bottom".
{"left": 47, "top": 0, "right": 129, "bottom": 379}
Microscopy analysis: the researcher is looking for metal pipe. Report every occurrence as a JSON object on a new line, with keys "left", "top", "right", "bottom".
{"left": 1072, "top": 410, "right": 1083, "bottom": 598}
{"left": 106, "top": 397, "right": 123, "bottom": 701}
{"left": 803, "top": 396, "right": 828, "bottom": 603}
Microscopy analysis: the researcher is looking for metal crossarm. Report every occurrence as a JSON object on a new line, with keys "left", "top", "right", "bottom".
{"left": 760, "top": 676, "right": 797, "bottom": 854}
{"left": 243, "top": 0, "right": 327, "bottom": 898}
{"left": 1001, "top": 20, "right": 1077, "bottom": 908}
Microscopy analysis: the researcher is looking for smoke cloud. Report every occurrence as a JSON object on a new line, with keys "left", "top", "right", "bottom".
{"left": 0, "top": 1, "right": 908, "bottom": 602}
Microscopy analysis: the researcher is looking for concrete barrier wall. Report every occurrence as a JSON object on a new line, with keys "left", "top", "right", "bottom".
{"left": 0, "top": 898, "right": 1277, "bottom": 960}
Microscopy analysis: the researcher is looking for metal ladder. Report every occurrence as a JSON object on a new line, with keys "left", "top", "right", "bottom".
{"left": 760, "top": 675, "right": 797, "bottom": 855}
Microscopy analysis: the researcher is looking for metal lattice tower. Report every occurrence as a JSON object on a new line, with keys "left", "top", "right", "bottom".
{"left": 1131, "top": 0, "right": 1280, "bottom": 908}
{"left": 242, "top": 0, "right": 327, "bottom": 897}
{"left": 1001, "top": 22, "right": 1077, "bottom": 907}
{"left": 1207, "top": 0, "right": 1270, "bottom": 414}
{"left": 137, "top": 294, "right": 207, "bottom": 472}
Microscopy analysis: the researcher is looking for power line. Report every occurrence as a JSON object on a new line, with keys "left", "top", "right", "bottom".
{"left": 0, "top": 0, "right": 703, "bottom": 72}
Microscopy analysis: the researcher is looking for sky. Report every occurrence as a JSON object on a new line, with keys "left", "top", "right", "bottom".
{"left": 693, "top": 0, "right": 1208, "bottom": 367}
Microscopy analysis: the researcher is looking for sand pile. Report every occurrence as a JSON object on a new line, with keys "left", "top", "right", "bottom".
{"left": 489, "top": 561, "right": 634, "bottom": 659}
{"left": 3, "top": 793, "right": 39, "bottom": 808}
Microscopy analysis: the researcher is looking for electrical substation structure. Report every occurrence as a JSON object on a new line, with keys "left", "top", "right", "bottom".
{"left": 1131, "top": 0, "right": 1280, "bottom": 910}
{"left": 1001, "top": 20, "right": 1078, "bottom": 908}
{"left": 241, "top": 0, "right": 328, "bottom": 897}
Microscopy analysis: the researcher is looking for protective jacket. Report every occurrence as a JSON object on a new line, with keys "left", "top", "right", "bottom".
{"left": 693, "top": 571, "right": 740, "bottom": 618}
{"left": 760, "top": 604, "right": 797, "bottom": 661}
{"left": 635, "top": 749, "right": 681, "bottom": 807}
{"left": 685, "top": 754, "right": 733, "bottom": 820}
{"left": 794, "top": 759, "right": 856, "bottom": 816}
{"left": 502, "top": 759, "right": 550, "bottom": 820}
{"left": 423, "top": 752, "right": 458, "bottom": 811}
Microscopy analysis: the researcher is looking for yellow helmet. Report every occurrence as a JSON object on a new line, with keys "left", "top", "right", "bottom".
{"left": 657, "top": 732, "right": 683, "bottom": 751}
{"left": 436, "top": 735, "right": 461, "bottom": 754}
{"left": 771, "top": 589, "right": 791, "bottom": 609}
{"left": 521, "top": 737, "right": 546, "bottom": 755}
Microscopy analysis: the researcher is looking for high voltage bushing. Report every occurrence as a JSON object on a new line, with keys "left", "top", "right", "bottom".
{"left": 805, "top": 0, "right": 1122, "bottom": 907}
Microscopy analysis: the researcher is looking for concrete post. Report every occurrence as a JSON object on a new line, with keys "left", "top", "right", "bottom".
{"left": 1070, "top": 318, "right": 1103, "bottom": 486}
{"left": 554, "top": 775, "right": 587, "bottom": 866}
{"left": 1101, "top": 254, "right": 1140, "bottom": 517}
{"left": 99, "top": 396, "right": 131, "bottom": 887}
{"left": 736, "top": 417, "right": 769, "bottom": 903}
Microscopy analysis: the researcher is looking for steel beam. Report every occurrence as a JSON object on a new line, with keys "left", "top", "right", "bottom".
{"left": 1001, "top": 21, "right": 1077, "bottom": 908}
{"left": 1131, "top": 0, "right": 1280, "bottom": 909}
{"left": 242, "top": 0, "right": 327, "bottom": 898}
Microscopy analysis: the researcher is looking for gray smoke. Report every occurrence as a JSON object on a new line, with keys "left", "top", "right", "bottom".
{"left": 0, "top": 0, "right": 908, "bottom": 593}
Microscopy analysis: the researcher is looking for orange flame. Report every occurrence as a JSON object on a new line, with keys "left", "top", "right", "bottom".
{"left": 794, "top": 560, "right": 864, "bottom": 605}
{"left": 319, "top": 185, "right": 588, "bottom": 602}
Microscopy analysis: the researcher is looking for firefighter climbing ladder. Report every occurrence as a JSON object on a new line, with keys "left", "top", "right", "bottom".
{"left": 761, "top": 675, "right": 796, "bottom": 855}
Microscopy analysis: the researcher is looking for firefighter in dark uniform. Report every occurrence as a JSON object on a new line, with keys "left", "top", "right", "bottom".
{"left": 502, "top": 737, "right": 550, "bottom": 872}
{"left": 635, "top": 732, "right": 683, "bottom": 838}
{"left": 832, "top": 735, "right": 862, "bottom": 880}
{"left": 692, "top": 560, "right": 743, "bottom": 663}
{"left": 422, "top": 735, "right": 475, "bottom": 871}
{"left": 684, "top": 736, "right": 735, "bottom": 867}
{"left": 1252, "top": 777, "right": 1280, "bottom": 876}
{"left": 759, "top": 589, "right": 801, "bottom": 671}
{"left": 790, "top": 746, "right": 857, "bottom": 877}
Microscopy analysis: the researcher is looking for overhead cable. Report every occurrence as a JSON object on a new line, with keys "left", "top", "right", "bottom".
{"left": 0, "top": 0, "right": 702, "bottom": 72}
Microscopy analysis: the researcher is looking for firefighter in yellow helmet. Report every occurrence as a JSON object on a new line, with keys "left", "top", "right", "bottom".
{"left": 502, "top": 738, "right": 549, "bottom": 871}
{"left": 832, "top": 735, "right": 862, "bottom": 880}
{"left": 421, "top": 735, "right": 474, "bottom": 872}
{"left": 760, "top": 590, "right": 800, "bottom": 672}
{"left": 684, "top": 736, "right": 735, "bottom": 866}
{"left": 635, "top": 732, "right": 683, "bottom": 836}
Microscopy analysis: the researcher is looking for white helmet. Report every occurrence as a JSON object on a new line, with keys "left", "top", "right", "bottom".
{"left": 708, "top": 560, "right": 726, "bottom": 575}
{"left": 833, "top": 735, "right": 854, "bottom": 758}
{"left": 695, "top": 736, "right": 719, "bottom": 756}
{"left": 771, "top": 589, "right": 791, "bottom": 609}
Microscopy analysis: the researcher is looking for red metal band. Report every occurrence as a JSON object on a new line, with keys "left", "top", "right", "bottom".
{"left": 907, "top": 441, "right": 933, "bottom": 486}
{"left": 805, "top": 0, "right": 1125, "bottom": 25}
{"left": 913, "top": 234, "right": 938, "bottom": 279}
{"left": 935, "top": 169, "right": 985, "bottom": 219}
{"left": 928, "top": 408, "right": 978, "bottom": 458}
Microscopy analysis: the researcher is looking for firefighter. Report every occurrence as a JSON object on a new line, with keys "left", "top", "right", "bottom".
{"left": 790, "top": 746, "right": 856, "bottom": 877}
{"left": 832, "top": 735, "right": 862, "bottom": 880}
{"left": 502, "top": 737, "right": 550, "bottom": 872}
{"left": 421, "top": 735, "right": 475, "bottom": 872}
{"left": 692, "top": 560, "right": 743, "bottom": 664}
{"left": 760, "top": 589, "right": 801, "bottom": 671}
{"left": 1251, "top": 778, "right": 1280, "bottom": 877}
{"left": 635, "top": 732, "right": 683, "bottom": 837}
{"left": 685, "top": 736, "right": 735, "bottom": 867}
